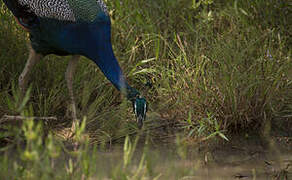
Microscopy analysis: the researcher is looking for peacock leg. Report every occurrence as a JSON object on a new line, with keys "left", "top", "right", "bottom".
{"left": 19, "top": 46, "right": 43, "bottom": 97}
{"left": 65, "top": 55, "right": 80, "bottom": 134}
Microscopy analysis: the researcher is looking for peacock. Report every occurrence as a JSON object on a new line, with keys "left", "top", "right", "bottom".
{"left": 3, "top": 0, "right": 147, "bottom": 129}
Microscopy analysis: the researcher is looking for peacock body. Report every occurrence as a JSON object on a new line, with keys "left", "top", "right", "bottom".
{"left": 3, "top": 0, "right": 147, "bottom": 128}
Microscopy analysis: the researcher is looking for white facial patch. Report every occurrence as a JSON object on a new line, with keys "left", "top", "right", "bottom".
{"left": 134, "top": 102, "right": 137, "bottom": 117}
{"left": 144, "top": 103, "right": 147, "bottom": 117}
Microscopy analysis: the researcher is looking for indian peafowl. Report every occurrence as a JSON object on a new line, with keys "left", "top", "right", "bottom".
{"left": 3, "top": 0, "right": 147, "bottom": 129}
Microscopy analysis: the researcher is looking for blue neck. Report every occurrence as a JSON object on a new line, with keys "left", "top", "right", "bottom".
{"left": 42, "top": 13, "right": 140, "bottom": 100}
{"left": 81, "top": 18, "right": 139, "bottom": 100}
{"left": 87, "top": 43, "right": 127, "bottom": 90}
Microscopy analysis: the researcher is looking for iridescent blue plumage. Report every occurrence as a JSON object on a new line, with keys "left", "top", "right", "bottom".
{"left": 3, "top": 0, "right": 147, "bottom": 128}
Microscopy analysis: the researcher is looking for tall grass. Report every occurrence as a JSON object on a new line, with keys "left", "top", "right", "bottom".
{"left": 0, "top": 0, "right": 291, "bottom": 143}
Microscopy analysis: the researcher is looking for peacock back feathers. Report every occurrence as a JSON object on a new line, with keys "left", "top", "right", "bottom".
{"left": 17, "top": 0, "right": 108, "bottom": 22}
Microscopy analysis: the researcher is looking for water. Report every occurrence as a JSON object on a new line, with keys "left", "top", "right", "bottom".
{"left": 91, "top": 140, "right": 292, "bottom": 179}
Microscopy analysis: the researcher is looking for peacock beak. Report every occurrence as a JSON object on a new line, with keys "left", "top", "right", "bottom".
{"left": 133, "top": 96, "right": 147, "bottom": 129}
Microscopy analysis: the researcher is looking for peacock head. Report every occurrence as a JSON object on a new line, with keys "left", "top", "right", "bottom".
{"left": 133, "top": 95, "right": 147, "bottom": 129}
